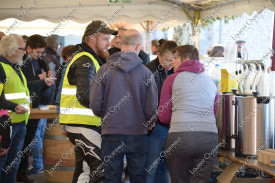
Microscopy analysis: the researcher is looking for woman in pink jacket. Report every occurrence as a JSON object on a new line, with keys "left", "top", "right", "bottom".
{"left": 159, "top": 45, "right": 219, "bottom": 183}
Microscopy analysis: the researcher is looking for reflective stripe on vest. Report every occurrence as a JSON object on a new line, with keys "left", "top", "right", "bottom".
{"left": 59, "top": 52, "right": 101, "bottom": 126}
{"left": 60, "top": 107, "right": 96, "bottom": 116}
{"left": 5, "top": 92, "right": 28, "bottom": 100}
{"left": 61, "top": 88, "right": 77, "bottom": 95}
{"left": 0, "top": 62, "right": 30, "bottom": 125}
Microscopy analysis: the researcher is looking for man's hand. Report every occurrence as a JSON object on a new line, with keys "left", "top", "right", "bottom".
{"left": 62, "top": 130, "right": 68, "bottom": 137}
{"left": 147, "top": 122, "right": 156, "bottom": 131}
{"left": 0, "top": 147, "right": 10, "bottom": 156}
{"left": 47, "top": 69, "right": 54, "bottom": 78}
{"left": 15, "top": 105, "right": 28, "bottom": 114}
{"left": 44, "top": 77, "right": 57, "bottom": 86}
{"left": 38, "top": 72, "right": 46, "bottom": 80}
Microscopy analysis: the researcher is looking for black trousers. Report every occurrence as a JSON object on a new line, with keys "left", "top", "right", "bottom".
{"left": 164, "top": 132, "right": 218, "bottom": 183}
{"left": 0, "top": 115, "right": 12, "bottom": 149}
{"left": 66, "top": 125, "right": 104, "bottom": 183}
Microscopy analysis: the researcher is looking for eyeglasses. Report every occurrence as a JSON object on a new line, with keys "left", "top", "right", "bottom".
{"left": 18, "top": 48, "right": 26, "bottom": 51}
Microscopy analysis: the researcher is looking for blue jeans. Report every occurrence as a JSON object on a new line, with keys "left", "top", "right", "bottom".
{"left": 31, "top": 118, "right": 47, "bottom": 169}
{"left": 102, "top": 134, "right": 148, "bottom": 183}
{"left": 0, "top": 122, "right": 26, "bottom": 183}
{"left": 146, "top": 123, "right": 169, "bottom": 183}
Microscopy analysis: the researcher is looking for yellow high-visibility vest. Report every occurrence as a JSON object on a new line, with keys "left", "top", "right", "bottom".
{"left": 59, "top": 52, "right": 101, "bottom": 126}
{"left": 0, "top": 62, "right": 30, "bottom": 125}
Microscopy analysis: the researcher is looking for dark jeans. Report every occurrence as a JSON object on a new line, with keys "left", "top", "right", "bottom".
{"left": 164, "top": 132, "right": 218, "bottom": 183}
{"left": 0, "top": 122, "right": 26, "bottom": 183}
{"left": 19, "top": 119, "right": 39, "bottom": 171}
{"left": 102, "top": 134, "right": 148, "bottom": 183}
{"left": 146, "top": 123, "right": 169, "bottom": 183}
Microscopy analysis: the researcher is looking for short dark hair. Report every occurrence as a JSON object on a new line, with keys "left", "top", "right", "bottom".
{"left": 22, "top": 35, "right": 28, "bottom": 41}
{"left": 61, "top": 45, "right": 77, "bottom": 61}
{"left": 26, "top": 34, "right": 47, "bottom": 49}
{"left": 172, "top": 45, "right": 199, "bottom": 61}
{"left": 151, "top": 40, "right": 159, "bottom": 47}
{"left": 209, "top": 46, "right": 224, "bottom": 57}
{"left": 158, "top": 39, "right": 166, "bottom": 46}
{"left": 159, "top": 40, "right": 177, "bottom": 56}
{"left": 236, "top": 40, "right": 245, "bottom": 44}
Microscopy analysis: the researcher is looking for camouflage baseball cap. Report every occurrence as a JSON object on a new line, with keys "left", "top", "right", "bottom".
{"left": 82, "top": 20, "right": 117, "bottom": 41}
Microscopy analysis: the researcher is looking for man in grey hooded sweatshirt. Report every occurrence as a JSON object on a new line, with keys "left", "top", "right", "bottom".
{"left": 90, "top": 29, "right": 158, "bottom": 183}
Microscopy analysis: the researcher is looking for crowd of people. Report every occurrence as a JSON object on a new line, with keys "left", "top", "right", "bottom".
{"left": 0, "top": 20, "right": 219, "bottom": 183}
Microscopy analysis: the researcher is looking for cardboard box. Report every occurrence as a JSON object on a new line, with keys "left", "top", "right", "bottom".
{"left": 269, "top": 153, "right": 275, "bottom": 166}
{"left": 266, "top": 149, "right": 275, "bottom": 166}
{"left": 262, "top": 151, "right": 271, "bottom": 164}
{"left": 221, "top": 69, "right": 239, "bottom": 93}
{"left": 257, "top": 150, "right": 263, "bottom": 163}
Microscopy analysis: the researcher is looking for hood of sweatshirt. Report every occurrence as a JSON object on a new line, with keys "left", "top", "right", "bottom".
{"left": 106, "top": 51, "right": 143, "bottom": 73}
{"left": 175, "top": 59, "right": 205, "bottom": 74}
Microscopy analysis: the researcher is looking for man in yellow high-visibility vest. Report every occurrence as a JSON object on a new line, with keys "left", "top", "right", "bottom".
{"left": 59, "top": 20, "right": 117, "bottom": 183}
{"left": 0, "top": 34, "right": 55, "bottom": 183}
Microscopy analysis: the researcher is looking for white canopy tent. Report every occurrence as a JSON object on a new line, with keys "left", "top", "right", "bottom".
{"left": 0, "top": 0, "right": 193, "bottom": 24}
{"left": 0, "top": 0, "right": 275, "bottom": 52}
{"left": 1, "top": 0, "right": 274, "bottom": 23}
{"left": 1, "top": 0, "right": 274, "bottom": 33}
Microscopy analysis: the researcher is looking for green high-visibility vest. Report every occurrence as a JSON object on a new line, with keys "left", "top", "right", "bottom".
{"left": 59, "top": 52, "right": 101, "bottom": 126}
{"left": 0, "top": 62, "right": 30, "bottom": 125}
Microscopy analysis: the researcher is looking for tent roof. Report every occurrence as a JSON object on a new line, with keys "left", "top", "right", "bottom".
{"left": 1, "top": 0, "right": 274, "bottom": 24}
{"left": 0, "top": 0, "right": 274, "bottom": 36}
{"left": 0, "top": 0, "right": 192, "bottom": 24}
{"left": 196, "top": 0, "right": 274, "bottom": 19}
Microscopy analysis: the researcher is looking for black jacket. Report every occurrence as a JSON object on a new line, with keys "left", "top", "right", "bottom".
{"left": 108, "top": 47, "right": 150, "bottom": 65}
{"left": 21, "top": 55, "right": 49, "bottom": 81}
{"left": 146, "top": 57, "right": 174, "bottom": 102}
{"left": 21, "top": 55, "right": 49, "bottom": 107}
{"left": 43, "top": 47, "right": 61, "bottom": 73}
{"left": 67, "top": 42, "right": 106, "bottom": 108}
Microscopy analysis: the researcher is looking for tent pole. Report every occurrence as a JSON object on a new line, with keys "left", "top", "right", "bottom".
{"left": 140, "top": 21, "right": 151, "bottom": 54}
{"left": 183, "top": 9, "right": 200, "bottom": 48}
{"left": 272, "top": 12, "right": 275, "bottom": 71}
{"left": 194, "top": 10, "right": 200, "bottom": 49}
{"left": 146, "top": 21, "right": 150, "bottom": 54}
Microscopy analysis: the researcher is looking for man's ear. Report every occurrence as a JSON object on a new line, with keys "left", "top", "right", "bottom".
{"left": 55, "top": 45, "right": 60, "bottom": 52}
{"left": 26, "top": 46, "right": 32, "bottom": 54}
{"left": 88, "top": 35, "right": 95, "bottom": 44}
{"left": 135, "top": 43, "right": 141, "bottom": 52}
{"left": 157, "top": 52, "right": 161, "bottom": 58}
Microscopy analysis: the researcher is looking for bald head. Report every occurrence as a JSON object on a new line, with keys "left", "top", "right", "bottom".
{"left": 122, "top": 29, "right": 142, "bottom": 46}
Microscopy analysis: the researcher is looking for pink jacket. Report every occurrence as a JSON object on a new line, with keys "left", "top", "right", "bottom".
{"left": 159, "top": 59, "right": 219, "bottom": 125}
{"left": 0, "top": 109, "right": 9, "bottom": 118}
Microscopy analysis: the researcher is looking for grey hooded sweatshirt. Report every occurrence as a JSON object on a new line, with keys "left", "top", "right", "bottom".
{"left": 89, "top": 51, "right": 158, "bottom": 135}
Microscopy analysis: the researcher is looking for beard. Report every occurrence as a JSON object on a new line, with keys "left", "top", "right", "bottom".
{"left": 11, "top": 57, "right": 23, "bottom": 66}
{"left": 95, "top": 44, "right": 109, "bottom": 59}
{"left": 99, "top": 50, "right": 109, "bottom": 59}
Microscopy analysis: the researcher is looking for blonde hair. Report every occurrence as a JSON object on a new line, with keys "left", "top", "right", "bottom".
{"left": 0, "top": 34, "right": 22, "bottom": 57}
